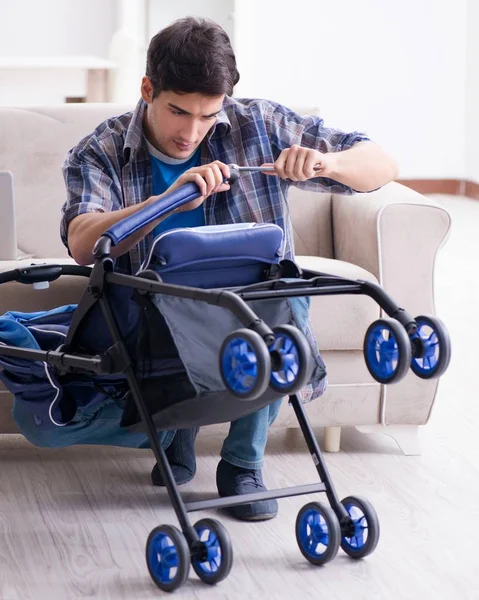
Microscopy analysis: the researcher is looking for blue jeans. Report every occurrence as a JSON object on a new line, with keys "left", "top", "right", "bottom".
{"left": 12, "top": 395, "right": 283, "bottom": 471}
{"left": 220, "top": 399, "right": 282, "bottom": 469}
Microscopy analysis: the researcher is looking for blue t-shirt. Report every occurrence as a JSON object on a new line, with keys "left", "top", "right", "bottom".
{"left": 148, "top": 140, "right": 205, "bottom": 237}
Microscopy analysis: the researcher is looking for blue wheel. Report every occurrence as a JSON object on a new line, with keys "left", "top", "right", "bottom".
{"left": 410, "top": 315, "right": 451, "bottom": 379}
{"left": 340, "top": 496, "right": 380, "bottom": 559}
{"left": 146, "top": 525, "right": 190, "bottom": 592}
{"left": 295, "top": 502, "right": 341, "bottom": 566}
{"left": 363, "top": 318, "right": 411, "bottom": 384}
{"left": 220, "top": 329, "right": 271, "bottom": 400}
{"left": 191, "top": 518, "right": 233, "bottom": 585}
{"left": 269, "top": 325, "right": 312, "bottom": 394}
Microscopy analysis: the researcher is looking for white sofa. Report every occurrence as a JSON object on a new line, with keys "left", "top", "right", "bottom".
{"left": 0, "top": 104, "right": 451, "bottom": 453}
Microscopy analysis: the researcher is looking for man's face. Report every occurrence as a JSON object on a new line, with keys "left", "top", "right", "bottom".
{"left": 141, "top": 78, "right": 225, "bottom": 159}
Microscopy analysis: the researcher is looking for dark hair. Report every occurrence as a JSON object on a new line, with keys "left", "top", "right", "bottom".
{"left": 146, "top": 17, "right": 240, "bottom": 98}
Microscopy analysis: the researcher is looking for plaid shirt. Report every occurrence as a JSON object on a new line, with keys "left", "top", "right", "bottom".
{"left": 61, "top": 97, "right": 370, "bottom": 401}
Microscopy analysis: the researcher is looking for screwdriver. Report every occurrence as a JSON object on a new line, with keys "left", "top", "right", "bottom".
{"left": 229, "top": 163, "right": 322, "bottom": 173}
{"left": 227, "top": 163, "right": 322, "bottom": 183}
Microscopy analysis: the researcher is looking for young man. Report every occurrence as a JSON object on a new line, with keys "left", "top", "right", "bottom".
{"left": 60, "top": 17, "right": 398, "bottom": 521}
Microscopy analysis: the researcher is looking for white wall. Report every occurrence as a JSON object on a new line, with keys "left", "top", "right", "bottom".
{"left": 0, "top": 0, "right": 116, "bottom": 58}
{"left": 0, "top": 0, "right": 474, "bottom": 180}
{"left": 0, "top": 0, "right": 117, "bottom": 104}
{"left": 234, "top": 0, "right": 468, "bottom": 180}
{"left": 107, "top": 0, "right": 236, "bottom": 104}
{"left": 466, "top": 0, "right": 479, "bottom": 182}
{"left": 147, "top": 0, "right": 234, "bottom": 46}
{"left": 108, "top": 0, "right": 148, "bottom": 104}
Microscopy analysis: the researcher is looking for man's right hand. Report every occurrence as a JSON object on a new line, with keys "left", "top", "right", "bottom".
{"left": 162, "top": 160, "right": 231, "bottom": 213}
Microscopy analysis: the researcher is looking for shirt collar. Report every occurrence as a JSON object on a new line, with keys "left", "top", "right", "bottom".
{"left": 123, "top": 99, "right": 147, "bottom": 159}
{"left": 209, "top": 102, "right": 231, "bottom": 139}
{"left": 123, "top": 97, "right": 232, "bottom": 160}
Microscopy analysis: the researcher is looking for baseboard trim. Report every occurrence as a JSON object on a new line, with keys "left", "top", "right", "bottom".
{"left": 464, "top": 180, "right": 479, "bottom": 199}
{"left": 397, "top": 178, "right": 479, "bottom": 199}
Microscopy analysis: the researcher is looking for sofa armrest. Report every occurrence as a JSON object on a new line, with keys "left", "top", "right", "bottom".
{"left": 331, "top": 182, "right": 451, "bottom": 315}
{"left": 0, "top": 172, "right": 17, "bottom": 260}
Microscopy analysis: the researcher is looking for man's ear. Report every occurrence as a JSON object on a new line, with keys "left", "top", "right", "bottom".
{"left": 141, "top": 77, "right": 154, "bottom": 103}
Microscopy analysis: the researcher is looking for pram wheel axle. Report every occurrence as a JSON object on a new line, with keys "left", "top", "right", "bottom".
{"left": 339, "top": 496, "right": 380, "bottom": 559}
{"left": 146, "top": 525, "right": 190, "bottom": 592}
{"left": 296, "top": 501, "right": 341, "bottom": 565}
{"left": 409, "top": 314, "right": 451, "bottom": 379}
{"left": 219, "top": 328, "right": 271, "bottom": 400}
{"left": 364, "top": 318, "right": 412, "bottom": 384}
{"left": 269, "top": 325, "right": 311, "bottom": 394}
{"left": 191, "top": 518, "right": 233, "bottom": 584}
{"left": 220, "top": 325, "right": 313, "bottom": 399}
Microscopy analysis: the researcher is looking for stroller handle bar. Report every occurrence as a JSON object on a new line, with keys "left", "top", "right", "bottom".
{"left": 0, "top": 263, "right": 92, "bottom": 286}
{"left": 96, "top": 182, "right": 202, "bottom": 255}
{"left": 92, "top": 163, "right": 282, "bottom": 257}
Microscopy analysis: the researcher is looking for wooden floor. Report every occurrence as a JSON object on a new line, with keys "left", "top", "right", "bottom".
{"left": 1, "top": 194, "right": 478, "bottom": 600}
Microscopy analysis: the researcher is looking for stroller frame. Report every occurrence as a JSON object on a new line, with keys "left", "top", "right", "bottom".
{"left": 2, "top": 178, "right": 448, "bottom": 589}
{"left": 0, "top": 251, "right": 414, "bottom": 552}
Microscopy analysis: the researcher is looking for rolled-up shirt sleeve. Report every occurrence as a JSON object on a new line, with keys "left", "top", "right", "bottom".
{"left": 266, "top": 103, "right": 371, "bottom": 194}
{"left": 60, "top": 147, "right": 123, "bottom": 251}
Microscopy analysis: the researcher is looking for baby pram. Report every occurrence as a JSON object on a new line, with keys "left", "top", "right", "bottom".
{"left": 0, "top": 176, "right": 451, "bottom": 592}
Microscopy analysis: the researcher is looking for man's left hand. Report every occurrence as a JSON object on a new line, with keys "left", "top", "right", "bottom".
{"left": 261, "top": 146, "right": 337, "bottom": 181}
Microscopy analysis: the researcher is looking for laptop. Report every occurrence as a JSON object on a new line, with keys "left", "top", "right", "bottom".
{"left": 0, "top": 171, "right": 18, "bottom": 260}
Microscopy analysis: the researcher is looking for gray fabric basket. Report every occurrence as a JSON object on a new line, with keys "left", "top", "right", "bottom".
{"left": 152, "top": 292, "right": 326, "bottom": 396}
{"left": 123, "top": 289, "right": 327, "bottom": 431}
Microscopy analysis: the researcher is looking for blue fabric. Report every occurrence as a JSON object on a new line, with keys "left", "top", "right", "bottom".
{"left": 150, "top": 148, "right": 201, "bottom": 194}
{"left": 104, "top": 182, "right": 203, "bottom": 246}
{"left": 0, "top": 304, "right": 130, "bottom": 431}
{"left": 150, "top": 148, "right": 205, "bottom": 237}
{"left": 0, "top": 304, "right": 77, "bottom": 353}
{"left": 153, "top": 204, "right": 205, "bottom": 238}
{"left": 0, "top": 318, "right": 40, "bottom": 350}
{"left": 2, "top": 304, "right": 77, "bottom": 323}
{"left": 12, "top": 394, "right": 176, "bottom": 450}
{"left": 149, "top": 223, "right": 283, "bottom": 288}
{"left": 0, "top": 293, "right": 183, "bottom": 440}
{"left": 0, "top": 291, "right": 311, "bottom": 464}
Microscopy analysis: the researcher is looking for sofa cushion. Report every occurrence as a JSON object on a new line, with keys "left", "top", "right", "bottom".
{"left": 0, "top": 105, "right": 133, "bottom": 258}
{"left": 296, "top": 256, "right": 380, "bottom": 351}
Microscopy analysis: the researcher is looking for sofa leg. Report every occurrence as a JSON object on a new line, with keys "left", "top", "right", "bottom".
{"left": 324, "top": 426, "right": 341, "bottom": 452}
{"left": 355, "top": 425, "right": 421, "bottom": 456}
